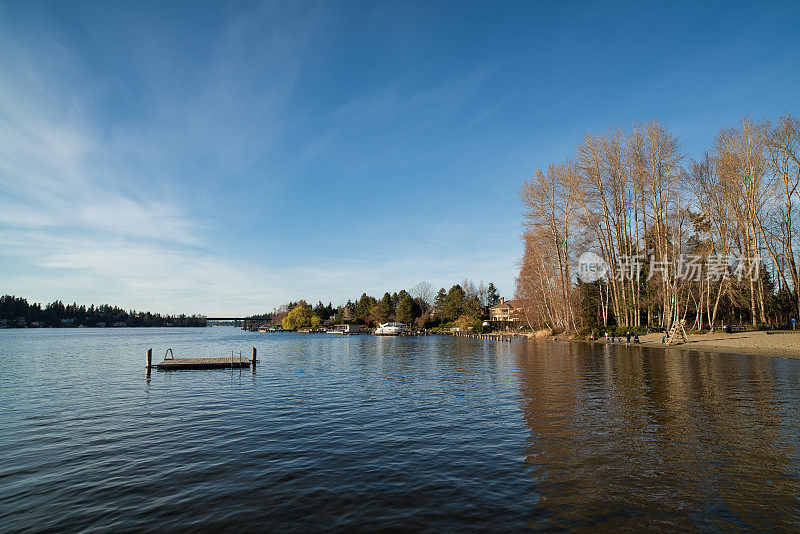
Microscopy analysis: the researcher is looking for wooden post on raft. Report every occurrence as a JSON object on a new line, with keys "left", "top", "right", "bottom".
{"left": 146, "top": 348, "right": 152, "bottom": 370}
{"left": 251, "top": 346, "right": 257, "bottom": 373}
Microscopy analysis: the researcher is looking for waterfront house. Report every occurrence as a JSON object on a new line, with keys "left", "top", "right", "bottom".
{"left": 489, "top": 297, "right": 523, "bottom": 326}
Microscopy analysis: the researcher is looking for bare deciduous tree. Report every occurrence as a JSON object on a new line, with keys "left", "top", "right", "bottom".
{"left": 516, "top": 115, "right": 800, "bottom": 333}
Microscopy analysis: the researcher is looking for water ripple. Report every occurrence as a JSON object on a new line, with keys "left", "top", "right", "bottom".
{"left": 1, "top": 329, "right": 800, "bottom": 531}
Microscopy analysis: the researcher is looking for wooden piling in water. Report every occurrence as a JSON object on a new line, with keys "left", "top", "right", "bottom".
{"left": 251, "top": 346, "right": 257, "bottom": 372}
{"left": 146, "top": 348, "right": 152, "bottom": 370}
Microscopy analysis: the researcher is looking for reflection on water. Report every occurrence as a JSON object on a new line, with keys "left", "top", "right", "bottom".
{"left": 515, "top": 341, "right": 800, "bottom": 530}
{"left": 1, "top": 329, "right": 799, "bottom": 531}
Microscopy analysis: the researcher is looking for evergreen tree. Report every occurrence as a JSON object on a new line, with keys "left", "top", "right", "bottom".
{"left": 486, "top": 283, "right": 500, "bottom": 306}
{"left": 464, "top": 295, "right": 483, "bottom": 320}
{"left": 395, "top": 296, "right": 416, "bottom": 325}
{"left": 575, "top": 281, "right": 601, "bottom": 331}
{"left": 356, "top": 293, "right": 376, "bottom": 322}
{"left": 344, "top": 300, "right": 356, "bottom": 322}
{"left": 378, "top": 292, "right": 394, "bottom": 323}
{"left": 433, "top": 288, "right": 446, "bottom": 317}
{"left": 443, "top": 284, "right": 466, "bottom": 322}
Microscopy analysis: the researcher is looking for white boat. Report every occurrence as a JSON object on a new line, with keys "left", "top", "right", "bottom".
{"left": 374, "top": 322, "right": 409, "bottom": 336}
{"left": 327, "top": 324, "right": 360, "bottom": 335}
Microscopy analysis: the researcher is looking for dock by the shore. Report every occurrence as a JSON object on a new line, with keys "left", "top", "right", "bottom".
{"left": 445, "top": 331, "right": 516, "bottom": 342}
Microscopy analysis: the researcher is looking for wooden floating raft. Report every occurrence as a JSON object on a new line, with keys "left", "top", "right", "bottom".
{"left": 156, "top": 357, "right": 251, "bottom": 370}
{"left": 146, "top": 348, "right": 257, "bottom": 371}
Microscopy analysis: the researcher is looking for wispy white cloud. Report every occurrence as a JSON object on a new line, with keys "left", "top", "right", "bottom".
{"left": 104, "top": 2, "right": 322, "bottom": 181}
{"left": 331, "top": 69, "right": 488, "bottom": 128}
{"left": 0, "top": 4, "right": 323, "bottom": 315}
{"left": 0, "top": 3, "right": 522, "bottom": 314}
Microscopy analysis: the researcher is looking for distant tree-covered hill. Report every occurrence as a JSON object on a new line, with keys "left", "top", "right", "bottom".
{"left": 0, "top": 295, "right": 206, "bottom": 327}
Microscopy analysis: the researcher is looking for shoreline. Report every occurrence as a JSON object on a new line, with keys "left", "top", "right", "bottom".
{"left": 539, "top": 330, "right": 800, "bottom": 359}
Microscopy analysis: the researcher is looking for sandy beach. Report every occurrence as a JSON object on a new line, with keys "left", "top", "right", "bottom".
{"left": 581, "top": 330, "right": 800, "bottom": 358}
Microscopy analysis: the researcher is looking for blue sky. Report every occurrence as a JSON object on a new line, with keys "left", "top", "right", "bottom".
{"left": 1, "top": 1, "right": 798, "bottom": 315}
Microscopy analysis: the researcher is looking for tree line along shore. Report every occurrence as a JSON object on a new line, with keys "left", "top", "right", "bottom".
{"left": 0, "top": 295, "right": 205, "bottom": 328}
{"left": 517, "top": 113, "right": 800, "bottom": 337}
{"left": 244, "top": 281, "right": 503, "bottom": 332}
{"left": 1, "top": 279, "right": 505, "bottom": 332}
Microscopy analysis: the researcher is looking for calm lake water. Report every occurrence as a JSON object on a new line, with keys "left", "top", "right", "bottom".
{"left": 2, "top": 328, "right": 800, "bottom": 532}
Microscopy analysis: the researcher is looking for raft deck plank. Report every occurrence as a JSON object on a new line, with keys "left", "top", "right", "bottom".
{"left": 155, "top": 357, "right": 252, "bottom": 370}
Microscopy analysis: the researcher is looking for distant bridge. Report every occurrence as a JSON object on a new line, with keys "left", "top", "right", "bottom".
{"left": 206, "top": 317, "right": 266, "bottom": 328}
